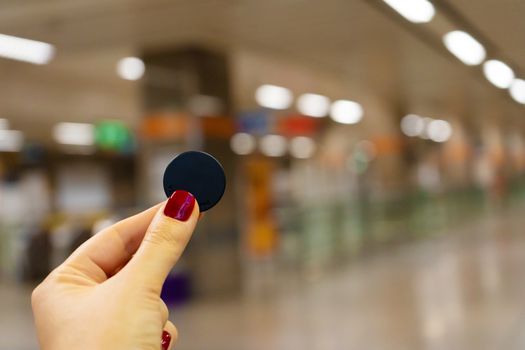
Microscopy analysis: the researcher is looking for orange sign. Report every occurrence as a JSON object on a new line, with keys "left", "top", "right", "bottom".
{"left": 141, "top": 112, "right": 191, "bottom": 140}
{"left": 201, "top": 117, "right": 236, "bottom": 138}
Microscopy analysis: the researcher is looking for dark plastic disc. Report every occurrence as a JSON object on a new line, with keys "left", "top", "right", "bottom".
{"left": 163, "top": 151, "right": 226, "bottom": 211}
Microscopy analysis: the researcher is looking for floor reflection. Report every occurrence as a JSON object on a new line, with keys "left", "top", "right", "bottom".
{"left": 5, "top": 206, "right": 525, "bottom": 349}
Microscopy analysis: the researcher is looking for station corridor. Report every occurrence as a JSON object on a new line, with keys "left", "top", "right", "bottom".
{"left": 4, "top": 203, "right": 525, "bottom": 350}
{"left": 2, "top": 1, "right": 525, "bottom": 349}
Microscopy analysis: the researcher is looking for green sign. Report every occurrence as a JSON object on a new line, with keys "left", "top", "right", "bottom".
{"left": 95, "top": 121, "right": 132, "bottom": 151}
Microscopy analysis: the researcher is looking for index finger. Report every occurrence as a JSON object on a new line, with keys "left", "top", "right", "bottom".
{"left": 61, "top": 203, "right": 162, "bottom": 283}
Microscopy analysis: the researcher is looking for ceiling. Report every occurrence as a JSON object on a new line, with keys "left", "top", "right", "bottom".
{"left": 0, "top": 0, "right": 522, "bottom": 140}
{"left": 452, "top": 0, "right": 525, "bottom": 69}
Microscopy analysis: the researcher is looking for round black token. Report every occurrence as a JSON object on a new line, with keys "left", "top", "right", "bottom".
{"left": 163, "top": 151, "right": 226, "bottom": 212}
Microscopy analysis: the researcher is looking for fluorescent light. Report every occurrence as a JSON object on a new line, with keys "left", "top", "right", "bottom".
{"left": 297, "top": 93, "right": 330, "bottom": 117}
{"left": 443, "top": 31, "right": 486, "bottom": 66}
{"left": 53, "top": 122, "right": 95, "bottom": 146}
{"left": 0, "top": 130, "right": 23, "bottom": 152}
{"left": 382, "top": 0, "right": 435, "bottom": 23}
{"left": 427, "top": 119, "right": 452, "bottom": 142}
{"left": 230, "top": 132, "right": 256, "bottom": 155}
{"left": 483, "top": 60, "right": 515, "bottom": 89}
{"left": 330, "top": 100, "right": 363, "bottom": 124}
{"left": 0, "top": 118, "right": 9, "bottom": 130}
{"left": 255, "top": 84, "right": 293, "bottom": 110}
{"left": 0, "top": 34, "right": 55, "bottom": 65}
{"left": 259, "top": 134, "right": 287, "bottom": 157}
{"left": 401, "top": 114, "right": 425, "bottom": 137}
{"left": 289, "top": 136, "right": 316, "bottom": 159}
{"left": 419, "top": 117, "right": 433, "bottom": 139}
{"left": 509, "top": 79, "right": 525, "bottom": 104}
{"left": 117, "top": 57, "right": 145, "bottom": 80}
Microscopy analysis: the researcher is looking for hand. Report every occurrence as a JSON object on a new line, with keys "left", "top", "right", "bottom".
{"left": 32, "top": 190, "right": 199, "bottom": 350}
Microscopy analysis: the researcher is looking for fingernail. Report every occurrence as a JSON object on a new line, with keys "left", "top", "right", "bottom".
{"left": 164, "top": 190, "right": 195, "bottom": 221}
{"left": 161, "top": 330, "right": 172, "bottom": 350}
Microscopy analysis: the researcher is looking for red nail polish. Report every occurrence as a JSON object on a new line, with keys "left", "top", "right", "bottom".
{"left": 161, "top": 330, "right": 172, "bottom": 350}
{"left": 164, "top": 190, "right": 195, "bottom": 221}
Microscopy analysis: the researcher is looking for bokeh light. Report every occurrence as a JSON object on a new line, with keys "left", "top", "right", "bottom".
{"left": 117, "top": 57, "right": 145, "bottom": 80}
{"left": 255, "top": 84, "right": 293, "bottom": 110}
{"left": 230, "top": 132, "right": 256, "bottom": 155}
{"left": 330, "top": 100, "right": 363, "bottom": 124}
{"left": 259, "top": 134, "right": 287, "bottom": 157}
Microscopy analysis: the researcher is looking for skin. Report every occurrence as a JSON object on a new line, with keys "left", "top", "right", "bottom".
{"left": 31, "top": 200, "right": 200, "bottom": 350}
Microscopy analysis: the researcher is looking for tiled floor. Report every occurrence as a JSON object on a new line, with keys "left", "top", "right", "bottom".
{"left": 5, "top": 205, "right": 525, "bottom": 349}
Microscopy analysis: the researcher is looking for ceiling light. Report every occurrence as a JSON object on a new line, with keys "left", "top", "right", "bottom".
{"left": 0, "top": 34, "right": 55, "bottom": 65}
{"left": 259, "top": 134, "right": 287, "bottom": 157}
{"left": 418, "top": 117, "right": 434, "bottom": 139}
{"left": 427, "top": 119, "right": 452, "bottom": 142}
{"left": 230, "top": 132, "right": 256, "bottom": 155}
{"left": 117, "top": 57, "right": 145, "bottom": 81}
{"left": 483, "top": 60, "right": 515, "bottom": 89}
{"left": 443, "top": 31, "right": 486, "bottom": 66}
{"left": 0, "top": 130, "right": 23, "bottom": 152}
{"left": 53, "top": 122, "right": 95, "bottom": 146}
{"left": 255, "top": 84, "right": 293, "bottom": 110}
{"left": 297, "top": 93, "right": 330, "bottom": 117}
{"left": 330, "top": 100, "right": 363, "bottom": 124}
{"left": 289, "top": 136, "right": 316, "bottom": 159}
{"left": 382, "top": 0, "right": 435, "bottom": 23}
{"left": 509, "top": 79, "right": 525, "bottom": 104}
{"left": 401, "top": 114, "right": 425, "bottom": 137}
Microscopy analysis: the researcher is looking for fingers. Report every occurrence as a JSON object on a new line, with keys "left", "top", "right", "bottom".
{"left": 122, "top": 190, "right": 200, "bottom": 293}
{"left": 160, "top": 301, "right": 177, "bottom": 350}
{"left": 59, "top": 204, "right": 162, "bottom": 282}
{"left": 160, "top": 301, "right": 176, "bottom": 350}
{"left": 162, "top": 321, "right": 178, "bottom": 350}
{"left": 160, "top": 300, "right": 169, "bottom": 325}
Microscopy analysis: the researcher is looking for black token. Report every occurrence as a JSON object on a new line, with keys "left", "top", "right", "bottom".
{"left": 163, "top": 151, "right": 226, "bottom": 211}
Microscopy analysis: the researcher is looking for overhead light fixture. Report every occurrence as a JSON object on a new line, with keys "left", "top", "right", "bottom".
{"left": 419, "top": 117, "right": 434, "bottom": 139}
{"left": 443, "top": 31, "right": 486, "bottom": 66}
{"left": 259, "top": 134, "right": 287, "bottom": 157}
{"left": 0, "top": 118, "right": 9, "bottom": 130}
{"left": 427, "top": 119, "right": 452, "bottom": 142}
{"left": 0, "top": 34, "right": 55, "bottom": 65}
{"left": 117, "top": 57, "right": 145, "bottom": 81}
{"left": 289, "top": 136, "right": 316, "bottom": 159}
{"left": 330, "top": 100, "right": 363, "bottom": 124}
{"left": 297, "top": 93, "right": 330, "bottom": 117}
{"left": 0, "top": 130, "right": 23, "bottom": 152}
{"left": 230, "top": 132, "right": 256, "bottom": 155}
{"left": 53, "top": 122, "right": 95, "bottom": 146}
{"left": 483, "top": 60, "right": 515, "bottom": 89}
{"left": 509, "top": 79, "right": 525, "bottom": 104}
{"left": 400, "top": 114, "right": 425, "bottom": 137}
{"left": 382, "top": 0, "right": 435, "bottom": 23}
{"left": 255, "top": 84, "right": 293, "bottom": 110}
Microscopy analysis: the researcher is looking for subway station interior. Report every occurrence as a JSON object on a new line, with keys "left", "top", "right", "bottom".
{"left": 2, "top": 1, "right": 525, "bottom": 349}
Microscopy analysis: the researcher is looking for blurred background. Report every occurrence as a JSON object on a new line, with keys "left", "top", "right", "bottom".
{"left": 2, "top": 0, "right": 525, "bottom": 349}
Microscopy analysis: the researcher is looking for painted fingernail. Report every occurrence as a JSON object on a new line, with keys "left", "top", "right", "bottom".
{"left": 161, "top": 330, "right": 172, "bottom": 350}
{"left": 164, "top": 190, "right": 195, "bottom": 221}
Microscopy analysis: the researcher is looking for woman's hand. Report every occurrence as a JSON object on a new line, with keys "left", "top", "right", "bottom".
{"left": 32, "top": 190, "right": 199, "bottom": 350}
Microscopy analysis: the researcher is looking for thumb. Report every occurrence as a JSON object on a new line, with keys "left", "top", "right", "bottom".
{"left": 122, "top": 190, "right": 200, "bottom": 292}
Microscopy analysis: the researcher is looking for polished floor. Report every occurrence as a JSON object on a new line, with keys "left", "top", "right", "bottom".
{"left": 5, "top": 205, "right": 525, "bottom": 350}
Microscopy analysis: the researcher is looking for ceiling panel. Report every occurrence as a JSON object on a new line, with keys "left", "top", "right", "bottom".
{"left": 0, "top": 0, "right": 522, "bottom": 137}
